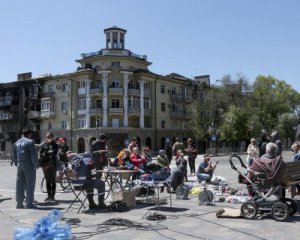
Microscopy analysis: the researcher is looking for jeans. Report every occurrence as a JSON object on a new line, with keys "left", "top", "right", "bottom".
{"left": 16, "top": 168, "right": 36, "bottom": 207}
{"left": 197, "top": 173, "right": 212, "bottom": 182}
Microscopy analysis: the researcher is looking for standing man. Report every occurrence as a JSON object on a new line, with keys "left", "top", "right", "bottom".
{"left": 39, "top": 132, "right": 59, "bottom": 202}
{"left": 185, "top": 138, "right": 197, "bottom": 175}
{"left": 172, "top": 137, "right": 185, "bottom": 160}
{"left": 13, "top": 129, "right": 38, "bottom": 209}
{"left": 90, "top": 134, "right": 108, "bottom": 176}
{"left": 90, "top": 134, "right": 108, "bottom": 207}
{"left": 128, "top": 137, "right": 139, "bottom": 152}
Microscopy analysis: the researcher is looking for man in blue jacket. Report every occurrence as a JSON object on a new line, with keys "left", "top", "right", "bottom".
{"left": 13, "top": 129, "right": 38, "bottom": 209}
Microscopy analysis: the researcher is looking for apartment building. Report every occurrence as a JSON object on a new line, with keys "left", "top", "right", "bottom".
{"left": 0, "top": 26, "right": 209, "bottom": 155}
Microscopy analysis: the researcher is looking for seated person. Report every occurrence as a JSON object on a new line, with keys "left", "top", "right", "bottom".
{"left": 141, "top": 146, "right": 152, "bottom": 165}
{"left": 113, "top": 149, "right": 131, "bottom": 167}
{"left": 166, "top": 165, "right": 186, "bottom": 192}
{"left": 291, "top": 142, "right": 300, "bottom": 195}
{"left": 156, "top": 150, "right": 169, "bottom": 168}
{"left": 176, "top": 151, "right": 188, "bottom": 181}
{"left": 196, "top": 154, "right": 218, "bottom": 183}
{"left": 260, "top": 142, "right": 280, "bottom": 161}
{"left": 130, "top": 147, "right": 147, "bottom": 175}
{"left": 71, "top": 153, "right": 106, "bottom": 210}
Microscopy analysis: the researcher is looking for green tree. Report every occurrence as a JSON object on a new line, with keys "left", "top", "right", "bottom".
{"left": 219, "top": 105, "right": 249, "bottom": 142}
{"left": 252, "top": 75, "right": 300, "bottom": 130}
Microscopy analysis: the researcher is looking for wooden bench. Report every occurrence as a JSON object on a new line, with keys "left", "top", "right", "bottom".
{"left": 282, "top": 161, "right": 300, "bottom": 198}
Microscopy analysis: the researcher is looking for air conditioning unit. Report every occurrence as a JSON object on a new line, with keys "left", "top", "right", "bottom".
{"left": 4, "top": 114, "right": 9, "bottom": 119}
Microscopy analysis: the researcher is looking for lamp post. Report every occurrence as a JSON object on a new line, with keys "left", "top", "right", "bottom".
{"left": 211, "top": 79, "right": 219, "bottom": 155}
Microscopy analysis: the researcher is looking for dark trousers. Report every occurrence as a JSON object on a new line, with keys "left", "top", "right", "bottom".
{"left": 43, "top": 168, "right": 56, "bottom": 198}
{"left": 188, "top": 157, "right": 196, "bottom": 174}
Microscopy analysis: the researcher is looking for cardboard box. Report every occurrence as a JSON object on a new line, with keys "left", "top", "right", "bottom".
{"left": 112, "top": 190, "right": 136, "bottom": 208}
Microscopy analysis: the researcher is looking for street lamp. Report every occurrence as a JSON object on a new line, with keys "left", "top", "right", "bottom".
{"left": 211, "top": 79, "right": 219, "bottom": 155}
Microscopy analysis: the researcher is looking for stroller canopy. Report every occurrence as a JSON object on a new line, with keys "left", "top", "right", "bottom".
{"left": 249, "top": 156, "right": 286, "bottom": 185}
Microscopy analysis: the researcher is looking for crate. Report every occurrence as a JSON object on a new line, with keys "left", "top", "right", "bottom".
{"left": 112, "top": 190, "right": 136, "bottom": 208}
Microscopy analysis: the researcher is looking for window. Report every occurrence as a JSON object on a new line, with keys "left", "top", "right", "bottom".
{"left": 161, "top": 120, "right": 166, "bottom": 129}
{"left": 62, "top": 83, "right": 69, "bottom": 92}
{"left": 96, "top": 99, "right": 102, "bottom": 108}
{"left": 96, "top": 119, "right": 101, "bottom": 127}
{"left": 77, "top": 118, "right": 86, "bottom": 128}
{"left": 111, "top": 80, "right": 120, "bottom": 88}
{"left": 41, "top": 100, "right": 51, "bottom": 111}
{"left": 78, "top": 99, "right": 86, "bottom": 110}
{"left": 61, "top": 121, "right": 67, "bottom": 129}
{"left": 186, "top": 88, "right": 191, "bottom": 99}
{"left": 113, "top": 32, "right": 118, "bottom": 48}
{"left": 171, "top": 87, "right": 176, "bottom": 95}
{"left": 48, "top": 84, "right": 54, "bottom": 93}
{"left": 144, "top": 98, "right": 150, "bottom": 109}
{"left": 112, "top": 99, "right": 120, "bottom": 108}
{"left": 144, "top": 82, "right": 150, "bottom": 90}
{"left": 161, "top": 102, "right": 166, "bottom": 112}
{"left": 78, "top": 81, "right": 86, "bottom": 89}
{"left": 96, "top": 80, "right": 102, "bottom": 88}
{"left": 61, "top": 102, "right": 68, "bottom": 111}
{"left": 133, "top": 96, "right": 140, "bottom": 108}
{"left": 128, "top": 81, "right": 134, "bottom": 89}
{"left": 48, "top": 122, "right": 52, "bottom": 130}
{"left": 161, "top": 85, "right": 165, "bottom": 94}
{"left": 111, "top": 61, "right": 120, "bottom": 68}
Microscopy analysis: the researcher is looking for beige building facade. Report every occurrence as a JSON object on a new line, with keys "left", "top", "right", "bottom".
{"left": 1, "top": 26, "right": 209, "bottom": 155}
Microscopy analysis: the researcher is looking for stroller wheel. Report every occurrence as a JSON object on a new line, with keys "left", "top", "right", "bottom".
{"left": 284, "top": 198, "right": 297, "bottom": 216}
{"left": 271, "top": 202, "right": 289, "bottom": 221}
{"left": 241, "top": 201, "right": 258, "bottom": 219}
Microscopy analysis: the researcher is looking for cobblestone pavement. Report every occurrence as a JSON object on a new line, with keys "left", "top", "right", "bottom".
{"left": 0, "top": 151, "right": 299, "bottom": 240}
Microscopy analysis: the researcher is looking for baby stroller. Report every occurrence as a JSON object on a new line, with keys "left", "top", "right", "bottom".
{"left": 229, "top": 155, "right": 297, "bottom": 221}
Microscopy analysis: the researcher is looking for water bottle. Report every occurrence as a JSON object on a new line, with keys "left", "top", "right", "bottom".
{"left": 45, "top": 224, "right": 72, "bottom": 239}
{"left": 13, "top": 228, "right": 35, "bottom": 240}
{"left": 47, "top": 209, "right": 62, "bottom": 223}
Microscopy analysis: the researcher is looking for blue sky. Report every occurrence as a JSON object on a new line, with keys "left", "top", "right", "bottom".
{"left": 0, "top": 0, "right": 299, "bottom": 91}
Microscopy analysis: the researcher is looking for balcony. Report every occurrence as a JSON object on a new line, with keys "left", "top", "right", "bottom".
{"left": 40, "top": 110, "right": 55, "bottom": 118}
{"left": 170, "top": 111, "right": 184, "bottom": 119}
{"left": 28, "top": 93, "right": 39, "bottom": 100}
{"left": 109, "top": 88, "right": 123, "bottom": 95}
{"left": 89, "top": 108, "right": 102, "bottom": 115}
{"left": 170, "top": 93, "right": 183, "bottom": 101}
{"left": 42, "top": 92, "right": 55, "bottom": 98}
{"left": 0, "top": 113, "right": 13, "bottom": 121}
{"left": 78, "top": 88, "right": 86, "bottom": 96}
{"left": 109, "top": 108, "right": 123, "bottom": 114}
{"left": 144, "top": 108, "right": 152, "bottom": 116}
{"left": 27, "top": 111, "right": 41, "bottom": 119}
{"left": 80, "top": 49, "right": 147, "bottom": 61}
{"left": 128, "top": 107, "right": 140, "bottom": 115}
{"left": 128, "top": 88, "right": 140, "bottom": 95}
{"left": 144, "top": 89, "right": 151, "bottom": 97}
{"left": 0, "top": 96, "right": 13, "bottom": 106}
{"left": 90, "top": 87, "right": 103, "bottom": 95}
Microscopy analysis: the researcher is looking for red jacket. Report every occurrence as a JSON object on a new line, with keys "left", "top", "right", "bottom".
{"left": 130, "top": 153, "right": 146, "bottom": 170}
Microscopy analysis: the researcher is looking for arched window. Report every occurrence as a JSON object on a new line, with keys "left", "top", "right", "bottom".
{"left": 136, "top": 136, "right": 141, "bottom": 150}
{"left": 78, "top": 137, "right": 85, "bottom": 153}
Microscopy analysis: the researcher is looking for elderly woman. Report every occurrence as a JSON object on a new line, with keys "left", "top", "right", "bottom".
{"left": 156, "top": 149, "right": 169, "bottom": 168}
{"left": 260, "top": 142, "right": 279, "bottom": 160}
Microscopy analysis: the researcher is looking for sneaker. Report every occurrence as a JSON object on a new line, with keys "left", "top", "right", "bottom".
{"left": 16, "top": 205, "right": 25, "bottom": 209}
{"left": 49, "top": 197, "right": 56, "bottom": 202}
{"left": 44, "top": 197, "right": 50, "bottom": 202}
